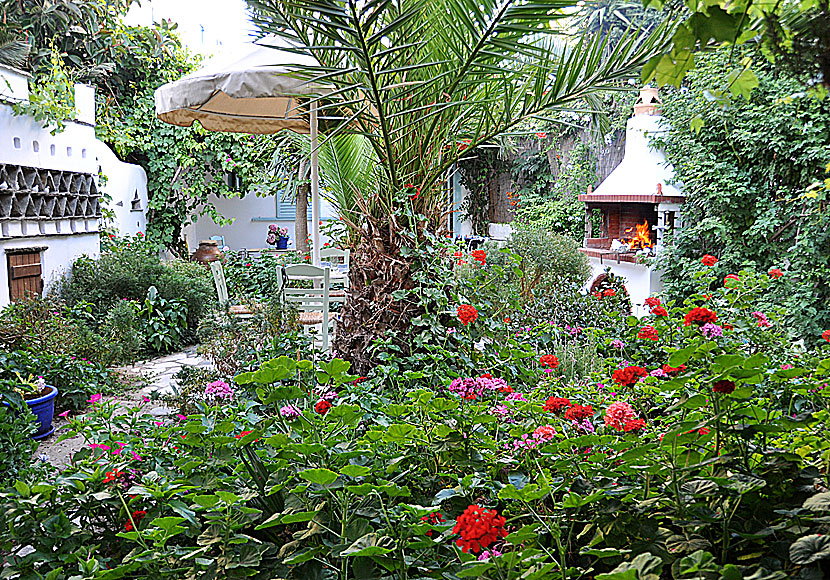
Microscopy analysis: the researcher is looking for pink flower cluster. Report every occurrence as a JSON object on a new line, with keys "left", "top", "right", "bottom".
{"left": 448, "top": 376, "right": 508, "bottom": 400}
{"left": 204, "top": 380, "right": 235, "bottom": 401}
{"left": 506, "top": 425, "right": 556, "bottom": 453}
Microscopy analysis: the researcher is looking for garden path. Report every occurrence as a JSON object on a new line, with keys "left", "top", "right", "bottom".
{"left": 34, "top": 346, "right": 212, "bottom": 469}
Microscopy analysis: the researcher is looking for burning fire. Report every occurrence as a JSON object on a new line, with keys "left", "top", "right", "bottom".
{"left": 623, "top": 220, "right": 654, "bottom": 251}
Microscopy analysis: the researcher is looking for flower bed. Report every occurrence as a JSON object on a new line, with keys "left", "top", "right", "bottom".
{"left": 1, "top": 259, "right": 829, "bottom": 578}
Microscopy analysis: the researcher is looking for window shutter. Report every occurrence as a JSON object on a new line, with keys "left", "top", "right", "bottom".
{"left": 277, "top": 193, "right": 313, "bottom": 220}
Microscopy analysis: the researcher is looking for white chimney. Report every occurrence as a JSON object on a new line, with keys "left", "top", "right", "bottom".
{"left": 74, "top": 83, "right": 96, "bottom": 126}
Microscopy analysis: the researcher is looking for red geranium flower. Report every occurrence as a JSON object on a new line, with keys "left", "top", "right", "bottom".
{"left": 314, "top": 400, "right": 332, "bottom": 415}
{"left": 637, "top": 326, "right": 658, "bottom": 341}
{"left": 452, "top": 505, "right": 508, "bottom": 553}
{"left": 535, "top": 132, "right": 547, "bottom": 139}
{"left": 603, "top": 288, "right": 616, "bottom": 297}
{"left": 421, "top": 511, "right": 445, "bottom": 538}
{"left": 457, "top": 304, "right": 478, "bottom": 325}
{"left": 543, "top": 397, "right": 572, "bottom": 414}
{"left": 612, "top": 366, "right": 648, "bottom": 387}
{"left": 644, "top": 296, "right": 661, "bottom": 308}
{"left": 651, "top": 306, "right": 668, "bottom": 317}
{"left": 103, "top": 469, "right": 123, "bottom": 484}
{"left": 684, "top": 307, "right": 718, "bottom": 327}
{"left": 712, "top": 380, "right": 736, "bottom": 394}
{"left": 564, "top": 404, "right": 594, "bottom": 421}
{"left": 624, "top": 419, "right": 646, "bottom": 433}
{"left": 701, "top": 254, "right": 718, "bottom": 266}
{"left": 822, "top": 330, "right": 830, "bottom": 342}
{"left": 539, "top": 354, "right": 559, "bottom": 368}
{"left": 471, "top": 250, "right": 487, "bottom": 265}
{"left": 724, "top": 274, "right": 740, "bottom": 287}
{"left": 662, "top": 363, "right": 687, "bottom": 375}
{"left": 768, "top": 268, "right": 783, "bottom": 278}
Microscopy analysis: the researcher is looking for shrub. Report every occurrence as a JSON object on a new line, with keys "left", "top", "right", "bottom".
{"left": 99, "top": 299, "right": 145, "bottom": 364}
{"left": 0, "top": 297, "right": 107, "bottom": 363}
{"left": 56, "top": 235, "right": 215, "bottom": 337}
{"left": 0, "top": 401, "right": 37, "bottom": 485}
{"left": 509, "top": 225, "right": 591, "bottom": 295}
{"left": 0, "top": 350, "right": 122, "bottom": 412}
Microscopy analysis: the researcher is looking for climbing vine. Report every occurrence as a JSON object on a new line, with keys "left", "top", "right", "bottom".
{"left": 655, "top": 48, "right": 830, "bottom": 344}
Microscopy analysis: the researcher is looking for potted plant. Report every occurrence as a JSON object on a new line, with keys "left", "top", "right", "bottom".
{"left": 2, "top": 373, "right": 58, "bottom": 440}
{"left": 266, "top": 224, "right": 290, "bottom": 249}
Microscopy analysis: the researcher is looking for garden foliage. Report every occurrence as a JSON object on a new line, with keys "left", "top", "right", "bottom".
{"left": 2, "top": 254, "right": 829, "bottom": 579}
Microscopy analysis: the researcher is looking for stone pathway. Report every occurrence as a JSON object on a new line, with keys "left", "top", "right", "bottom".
{"left": 34, "top": 346, "right": 212, "bottom": 469}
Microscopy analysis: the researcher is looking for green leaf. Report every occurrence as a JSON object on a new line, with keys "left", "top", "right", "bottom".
{"left": 340, "top": 465, "right": 372, "bottom": 478}
{"left": 300, "top": 468, "right": 339, "bottom": 486}
{"left": 727, "top": 67, "right": 759, "bottom": 100}
{"left": 790, "top": 534, "right": 830, "bottom": 565}
{"left": 690, "top": 115, "right": 704, "bottom": 134}
{"left": 341, "top": 533, "right": 393, "bottom": 557}
{"left": 668, "top": 344, "right": 697, "bottom": 367}
{"left": 803, "top": 492, "right": 830, "bottom": 512}
{"left": 193, "top": 495, "right": 220, "bottom": 508}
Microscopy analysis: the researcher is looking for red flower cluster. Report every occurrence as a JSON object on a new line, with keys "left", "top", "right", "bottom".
{"left": 612, "top": 366, "right": 648, "bottom": 387}
{"left": 768, "top": 268, "right": 783, "bottom": 279}
{"left": 712, "top": 380, "right": 736, "bottom": 394}
{"left": 103, "top": 469, "right": 123, "bottom": 484}
{"left": 603, "top": 289, "right": 616, "bottom": 298}
{"left": 651, "top": 306, "right": 668, "bottom": 317}
{"left": 353, "top": 376, "right": 368, "bottom": 386}
{"left": 453, "top": 250, "right": 466, "bottom": 266}
{"left": 724, "top": 274, "right": 740, "bottom": 287}
{"left": 421, "top": 511, "right": 446, "bottom": 538}
{"left": 535, "top": 132, "right": 547, "bottom": 139}
{"left": 452, "top": 505, "right": 508, "bottom": 553}
{"left": 662, "top": 363, "right": 687, "bottom": 375}
{"left": 457, "top": 304, "right": 478, "bottom": 325}
{"left": 471, "top": 250, "right": 487, "bottom": 265}
{"left": 644, "top": 296, "right": 661, "bottom": 308}
{"left": 638, "top": 326, "right": 658, "bottom": 341}
{"left": 564, "top": 404, "right": 594, "bottom": 421}
{"left": 124, "top": 509, "right": 147, "bottom": 532}
{"left": 701, "top": 254, "right": 718, "bottom": 266}
{"left": 684, "top": 307, "right": 717, "bottom": 327}
{"left": 822, "top": 330, "right": 830, "bottom": 342}
{"left": 544, "top": 397, "right": 572, "bottom": 414}
{"left": 624, "top": 419, "right": 646, "bottom": 433}
{"left": 314, "top": 400, "right": 332, "bottom": 415}
{"left": 539, "top": 354, "right": 559, "bottom": 368}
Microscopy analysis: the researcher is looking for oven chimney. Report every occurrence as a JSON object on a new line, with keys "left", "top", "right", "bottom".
{"left": 633, "top": 87, "right": 661, "bottom": 116}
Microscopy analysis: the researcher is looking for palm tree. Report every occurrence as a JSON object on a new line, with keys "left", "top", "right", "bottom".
{"left": 247, "top": 0, "right": 673, "bottom": 372}
{"left": 0, "top": 30, "right": 30, "bottom": 69}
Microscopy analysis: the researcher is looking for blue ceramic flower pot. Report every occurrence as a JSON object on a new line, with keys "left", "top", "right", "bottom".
{"left": 24, "top": 385, "right": 58, "bottom": 440}
{"left": 277, "top": 236, "right": 289, "bottom": 250}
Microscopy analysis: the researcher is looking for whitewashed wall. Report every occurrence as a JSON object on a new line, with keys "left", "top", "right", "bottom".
{"left": 584, "top": 257, "right": 664, "bottom": 318}
{"left": 0, "top": 65, "right": 148, "bottom": 306}
{"left": 182, "top": 192, "right": 336, "bottom": 252}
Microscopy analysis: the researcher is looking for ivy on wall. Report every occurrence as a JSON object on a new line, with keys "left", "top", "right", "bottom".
{"left": 655, "top": 48, "right": 830, "bottom": 344}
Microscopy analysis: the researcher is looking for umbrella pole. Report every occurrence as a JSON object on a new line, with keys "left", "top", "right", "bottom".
{"left": 310, "top": 105, "right": 321, "bottom": 267}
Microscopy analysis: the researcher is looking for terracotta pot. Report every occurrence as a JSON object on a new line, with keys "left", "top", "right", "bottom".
{"left": 192, "top": 240, "right": 222, "bottom": 264}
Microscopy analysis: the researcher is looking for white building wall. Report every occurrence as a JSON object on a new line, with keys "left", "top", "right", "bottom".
{"left": 182, "top": 192, "right": 336, "bottom": 252}
{"left": 585, "top": 257, "right": 663, "bottom": 318}
{"left": 0, "top": 66, "right": 148, "bottom": 306}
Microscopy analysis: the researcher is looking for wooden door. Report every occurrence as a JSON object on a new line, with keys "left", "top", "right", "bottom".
{"left": 7, "top": 250, "right": 43, "bottom": 302}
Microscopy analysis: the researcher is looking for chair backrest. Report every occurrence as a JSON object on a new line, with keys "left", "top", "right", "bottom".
{"left": 320, "top": 247, "right": 350, "bottom": 269}
{"left": 210, "top": 261, "right": 229, "bottom": 306}
{"left": 210, "top": 235, "right": 226, "bottom": 247}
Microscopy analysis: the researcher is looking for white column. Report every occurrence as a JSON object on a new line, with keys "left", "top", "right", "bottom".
{"left": 310, "top": 106, "right": 321, "bottom": 266}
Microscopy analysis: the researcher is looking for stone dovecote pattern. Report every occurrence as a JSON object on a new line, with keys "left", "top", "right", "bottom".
{"left": 0, "top": 163, "right": 101, "bottom": 220}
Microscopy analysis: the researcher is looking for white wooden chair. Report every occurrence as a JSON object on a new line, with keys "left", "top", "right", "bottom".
{"left": 320, "top": 247, "right": 351, "bottom": 292}
{"left": 209, "top": 261, "right": 253, "bottom": 318}
{"left": 278, "top": 264, "right": 344, "bottom": 351}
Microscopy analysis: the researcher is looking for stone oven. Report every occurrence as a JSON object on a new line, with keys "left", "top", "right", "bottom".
{"left": 577, "top": 87, "right": 684, "bottom": 314}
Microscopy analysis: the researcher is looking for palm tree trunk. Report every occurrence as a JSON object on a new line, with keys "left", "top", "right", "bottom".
{"left": 334, "top": 222, "right": 423, "bottom": 374}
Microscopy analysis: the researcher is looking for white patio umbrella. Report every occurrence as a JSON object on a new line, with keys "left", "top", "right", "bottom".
{"left": 154, "top": 38, "right": 327, "bottom": 265}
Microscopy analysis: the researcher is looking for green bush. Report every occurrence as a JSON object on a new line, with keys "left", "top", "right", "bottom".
{"left": 99, "top": 299, "right": 145, "bottom": 364}
{"left": 56, "top": 235, "right": 216, "bottom": 339}
{"left": 0, "top": 298, "right": 107, "bottom": 363}
{"left": 509, "top": 225, "right": 591, "bottom": 295}
{"left": 0, "top": 401, "right": 37, "bottom": 485}
{"left": 0, "top": 350, "right": 122, "bottom": 413}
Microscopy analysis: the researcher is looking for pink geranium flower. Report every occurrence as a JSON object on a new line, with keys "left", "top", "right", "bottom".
{"left": 604, "top": 401, "right": 635, "bottom": 431}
